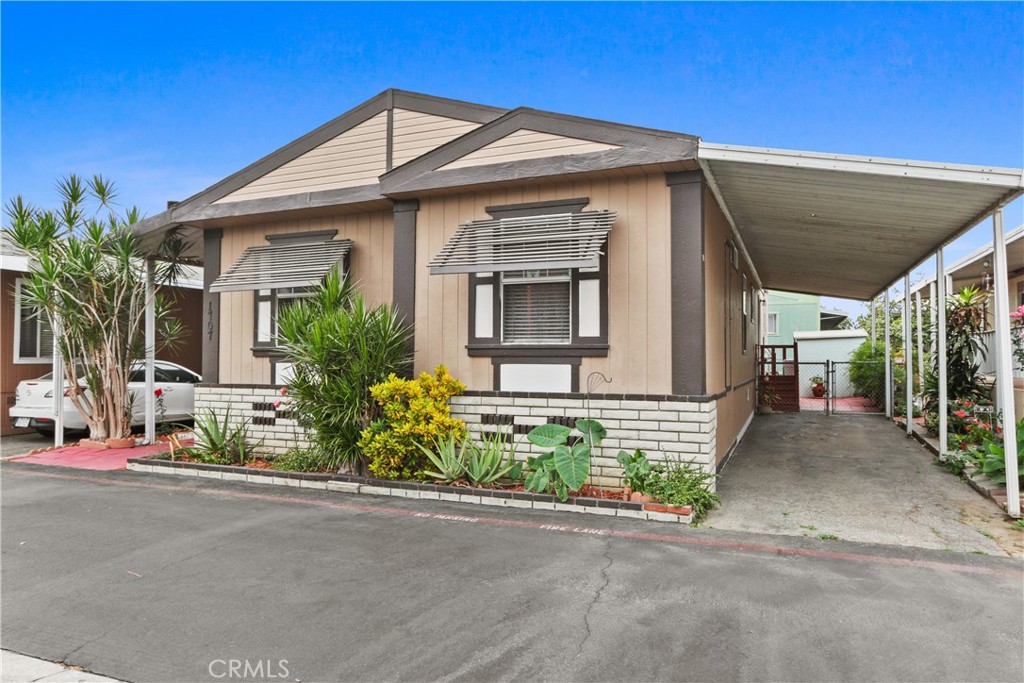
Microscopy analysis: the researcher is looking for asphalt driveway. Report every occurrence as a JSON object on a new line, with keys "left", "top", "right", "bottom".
{"left": 707, "top": 413, "right": 1018, "bottom": 555}
{"left": 2, "top": 462, "right": 1022, "bottom": 682}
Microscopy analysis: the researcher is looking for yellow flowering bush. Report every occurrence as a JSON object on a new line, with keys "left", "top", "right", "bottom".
{"left": 359, "top": 365, "right": 467, "bottom": 479}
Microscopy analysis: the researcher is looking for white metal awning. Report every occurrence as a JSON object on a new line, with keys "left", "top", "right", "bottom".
{"left": 210, "top": 239, "right": 352, "bottom": 293}
{"left": 698, "top": 143, "right": 1024, "bottom": 300}
{"left": 428, "top": 211, "right": 615, "bottom": 275}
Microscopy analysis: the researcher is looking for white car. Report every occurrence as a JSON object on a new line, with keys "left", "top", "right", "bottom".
{"left": 10, "top": 361, "right": 201, "bottom": 436}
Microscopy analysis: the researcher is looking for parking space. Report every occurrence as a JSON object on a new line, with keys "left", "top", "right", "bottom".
{"left": 706, "top": 413, "right": 1017, "bottom": 555}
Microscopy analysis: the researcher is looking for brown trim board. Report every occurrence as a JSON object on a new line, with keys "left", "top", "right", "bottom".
{"left": 202, "top": 228, "right": 223, "bottom": 383}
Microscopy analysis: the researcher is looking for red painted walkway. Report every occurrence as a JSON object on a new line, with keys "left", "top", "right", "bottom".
{"left": 799, "top": 396, "right": 882, "bottom": 413}
{"left": 10, "top": 440, "right": 185, "bottom": 471}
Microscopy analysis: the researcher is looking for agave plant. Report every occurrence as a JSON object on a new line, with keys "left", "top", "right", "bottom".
{"left": 190, "top": 407, "right": 262, "bottom": 465}
{"left": 464, "top": 429, "right": 519, "bottom": 485}
{"left": 418, "top": 433, "right": 470, "bottom": 483}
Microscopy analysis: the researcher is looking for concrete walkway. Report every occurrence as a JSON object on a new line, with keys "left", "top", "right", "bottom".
{"left": 1, "top": 651, "right": 120, "bottom": 682}
{"left": 706, "top": 413, "right": 1011, "bottom": 554}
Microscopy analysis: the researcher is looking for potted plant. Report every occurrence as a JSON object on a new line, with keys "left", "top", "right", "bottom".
{"left": 757, "top": 380, "right": 779, "bottom": 415}
{"left": 809, "top": 375, "right": 826, "bottom": 398}
{"left": 617, "top": 448, "right": 654, "bottom": 502}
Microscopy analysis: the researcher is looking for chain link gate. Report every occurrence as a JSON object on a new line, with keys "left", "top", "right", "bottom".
{"left": 828, "top": 360, "right": 886, "bottom": 414}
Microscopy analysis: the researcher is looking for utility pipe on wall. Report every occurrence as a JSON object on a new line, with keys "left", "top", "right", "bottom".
{"left": 990, "top": 208, "right": 1020, "bottom": 518}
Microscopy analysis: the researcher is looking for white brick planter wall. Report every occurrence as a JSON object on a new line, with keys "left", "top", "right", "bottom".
{"left": 451, "top": 392, "right": 718, "bottom": 489}
{"left": 195, "top": 385, "right": 310, "bottom": 455}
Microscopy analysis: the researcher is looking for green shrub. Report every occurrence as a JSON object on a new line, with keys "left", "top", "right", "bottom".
{"left": 646, "top": 460, "right": 720, "bottom": 523}
{"left": 616, "top": 448, "right": 653, "bottom": 493}
{"left": 359, "top": 366, "right": 467, "bottom": 480}
{"left": 967, "top": 419, "right": 1024, "bottom": 486}
{"left": 277, "top": 270, "right": 412, "bottom": 472}
{"left": 849, "top": 341, "right": 886, "bottom": 407}
{"left": 271, "top": 448, "right": 329, "bottom": 472}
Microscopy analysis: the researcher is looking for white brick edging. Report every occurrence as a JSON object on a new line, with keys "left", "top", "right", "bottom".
{"left": 125, "top": 461, "right": 693, "bottom": 524}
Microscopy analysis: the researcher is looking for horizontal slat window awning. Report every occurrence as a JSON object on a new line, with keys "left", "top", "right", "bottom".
{"left": 210, "top": 239, "right": 353, "bottom": 293}
{"left": 428, "top": 211, "right": 615, "bottom": 275}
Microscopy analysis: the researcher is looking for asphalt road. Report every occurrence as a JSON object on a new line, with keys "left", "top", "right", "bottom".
{"left": 2, "top": 462, "right": 1022, "bottom": 683}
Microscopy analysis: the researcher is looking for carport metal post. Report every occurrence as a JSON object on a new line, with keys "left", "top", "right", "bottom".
{"left": 50, "top": 315, "right": 63, "bottom": 447}
{"left": 904, "top": 275, "right": 913, "bottom": 436}
{"left": 884, "top": 289, "right": 892, "bottom": 417}
{"left": 990, "top": 208, "right": 1020, "bottom": 518}
{"left": 936, "top": 249, "right": 948, "bottom": 458}
{"left": 929, "top": 281, "right": 937, "bottom": 360}
{"left": 870, "top": 299, "right": 876, "bottom": 352}
{"left": 915, "top": 289, "right": 924, "bottom": 400}
{"left": 145, "top": 259, "right": 156, "bottom": 445}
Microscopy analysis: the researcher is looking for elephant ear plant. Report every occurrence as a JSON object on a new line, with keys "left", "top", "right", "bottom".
{"left": 524, "top": 419, "right": 606, "bottom": 501}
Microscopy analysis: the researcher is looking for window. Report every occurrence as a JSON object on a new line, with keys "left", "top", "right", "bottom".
{"left": 767, "top": 312, "right": 779, "bottom": 336}
{"left": 254, "top": 286, "right": 316, "bottom": 350}
{"left": 14, "top": 278, "right": 53, "bottom": 363}
{"left": 501, "top": 270, "right": 572, "bottom": 344}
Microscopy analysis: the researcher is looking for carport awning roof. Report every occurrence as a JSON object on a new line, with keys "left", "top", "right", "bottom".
{"left": 698, "top": 143, "right": 1024, "bottom": 300}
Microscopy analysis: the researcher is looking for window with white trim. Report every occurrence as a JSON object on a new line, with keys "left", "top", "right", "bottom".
{"left": 254, "top": 286, "right": 317, "bottom": 350}
{"left": 14, "top": 278, "right": 54, "bottom": 363}
{"left": 767, "top": 312, "right": 779, "bottom": 336}
{"left": 501, "top": 269, "right": 572, "bottom": 344}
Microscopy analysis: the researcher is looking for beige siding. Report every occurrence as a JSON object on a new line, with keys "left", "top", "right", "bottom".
{"left": 438, "top": 130, "right": 620, "bottom": 171}
{"left": 392, "top": 108, "right": 481, "bottom": 167}
{"left": 1, "top": 270, "right": 52, "bottom": 435}
{"left": 715, "top": 384, "right": 754, "bottom": 465}
{"left": 414, "top": 173, "right": 672, "bottom": 394}
{"left": 215, "top": 112, "right": 388, "bottom": 204}
{"left": 705, "top": 188, "right": 756, "bottom": 396}
{"left": 218, "top": 211, "right": 394, "bottom": 384}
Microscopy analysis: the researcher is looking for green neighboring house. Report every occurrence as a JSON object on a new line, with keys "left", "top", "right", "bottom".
{"left": 764, "top": 291, "right": 848, "bottom": 345}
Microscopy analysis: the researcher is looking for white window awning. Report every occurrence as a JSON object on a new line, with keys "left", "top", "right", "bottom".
{"left": 428, "top": 211, "right": 615, "bottom": 275}
{"left": 210, "top": 239, "right": 352, "bottom": 293}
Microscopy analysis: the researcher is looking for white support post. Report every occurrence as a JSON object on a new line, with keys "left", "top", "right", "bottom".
{"left": 929, "top": 281, "right": 937, "bottom": 360}
{"left": 905, "top": 275, "right": 913, "bottom": 435}
{"left": 937, "top": 250, "right": 948, "bottom": 458}
{"left": 990, "top": 208, "right": 1020, "bottom": 518}
{"left": 915, "top": 289, "right": 924, "bottom": 401}
{"left": 884, "top": 289, "right": 892, "bottom": 418}
{"left": 870, "top": 298, "right": 876, "bottom": 352}
{"left": 51, "top": 316, "right": 64, "bottom": 447}
{"left": 145, "top": 260, "right": 156, "bottom": 445}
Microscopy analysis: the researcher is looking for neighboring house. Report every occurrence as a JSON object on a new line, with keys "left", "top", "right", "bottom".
{"left": 0, "top": 234, "right": 205, "bottom": 436}
{"left": 131, "top": 89, "right": 1023, "bottom": 486}
{"left": 764, "top": 290, "right": 849, "bottom": 346}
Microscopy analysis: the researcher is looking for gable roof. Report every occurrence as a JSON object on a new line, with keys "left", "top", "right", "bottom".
{"left": 379, "top": 107, "right": 699, "bottom": 195}
{"left": 132, "top": 90, "right": 507, "bottom": 244}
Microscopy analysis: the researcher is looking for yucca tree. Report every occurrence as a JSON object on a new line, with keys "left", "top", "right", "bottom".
{"left": 3, "top": 175, "right": 188, "bottom": 440}
{"left": 276, "top": 269, "right": 412, "bottom": 471}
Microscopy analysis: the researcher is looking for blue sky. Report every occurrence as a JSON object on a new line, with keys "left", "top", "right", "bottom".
{"left": 2, "top": 2, "right": 1022, "bottom": 315}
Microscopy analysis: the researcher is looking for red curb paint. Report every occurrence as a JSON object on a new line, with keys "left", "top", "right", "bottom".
{"left": 5, "top": 468, "right": 1020, "bottom": 578}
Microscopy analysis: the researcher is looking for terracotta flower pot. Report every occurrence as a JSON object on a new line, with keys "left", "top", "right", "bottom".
{"left": 811, "top": 384, "right": 825, "bottom": 398}
{"left": 629, "top": 491, "right": 654, "bottom": 503}
{"left": 104, "top": 437, "right": 136, "bottom": 449}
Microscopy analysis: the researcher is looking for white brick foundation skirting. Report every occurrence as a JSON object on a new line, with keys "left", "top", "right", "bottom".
{"left": 451, "top": 392, "right": 718, "bottom": 490}
{"left": 195, "top": 384, "right": 310, "bottom": 455}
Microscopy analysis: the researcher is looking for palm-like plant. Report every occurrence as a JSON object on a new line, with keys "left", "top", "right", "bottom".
{"left": 3, "top": 175, "right": 187, "bottom": 440}
{"left": 276, "top": 269, "right": 412, "bottom": 471}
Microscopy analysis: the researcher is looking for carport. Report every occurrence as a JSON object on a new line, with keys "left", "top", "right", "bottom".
{"left": 698, "top": 143, "right": 1024, "bottom": 517}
